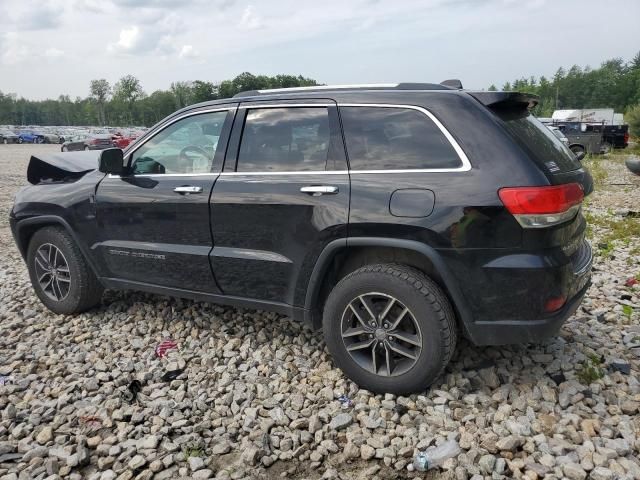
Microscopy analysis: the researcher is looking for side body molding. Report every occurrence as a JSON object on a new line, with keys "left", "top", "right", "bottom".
{"left": 303, "top": 237, "right": 474, "bottom": 337}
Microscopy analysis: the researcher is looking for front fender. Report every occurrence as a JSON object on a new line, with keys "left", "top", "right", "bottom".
{"left": 11, "top": 215, "right": 101, "bottom": 278}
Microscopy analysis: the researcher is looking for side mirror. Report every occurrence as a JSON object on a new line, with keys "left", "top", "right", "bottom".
{"left": 575, "top": 151, "right": 586, "bottom": 161}
{"left": 98, "top": 148, "right": 124, "bottom": 174}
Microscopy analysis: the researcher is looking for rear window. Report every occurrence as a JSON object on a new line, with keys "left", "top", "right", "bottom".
{"left": 496, "top": 110, "right": 581, "bottom": 173}
{"left": 340, "top": 106, "right": 462, "bottom": 170}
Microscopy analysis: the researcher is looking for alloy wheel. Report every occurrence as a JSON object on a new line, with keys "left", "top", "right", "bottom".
{"left": 34, "top": 243, "right": 71, "bottom": 301}
{"left": 340, "top": 292, "right": 422, "bottom": 377}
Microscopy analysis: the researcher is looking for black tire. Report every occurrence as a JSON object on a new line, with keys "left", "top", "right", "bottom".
{"left": 27, "top": 227, "right": 103, "bottom": 315}
{"left": 61, "top": 145, "right": 68, "bottom": 152}
{"left": 84, "top": 145, "right": 90, "bottom": 151}
{"left": 570, "top": 145, "right": 585, "bottom": 156}
{"left": 18, "top": 137, "right": 23, "bottom": 144}
{"left": 2, "top": 138, "right": 7, "bottom": 145}
{"left": 323, "top": 263, "right": 457, "bottom": 394}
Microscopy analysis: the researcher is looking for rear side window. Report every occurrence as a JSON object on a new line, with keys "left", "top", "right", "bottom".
{"left": 495, "top": 110, "right": 581, "bottom": 173}
{"left": 340, "top": 106, "right": 462, "bottom": 170}
{"left": 237, "top": 107, "right": 330, "bottom": 172}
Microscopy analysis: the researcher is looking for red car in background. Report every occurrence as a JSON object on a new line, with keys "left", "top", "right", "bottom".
{"left": 111, "top": 132, "right": 141, "bottom": 149}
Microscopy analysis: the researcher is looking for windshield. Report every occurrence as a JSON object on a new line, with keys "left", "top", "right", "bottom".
{"left": 495, "top": 110, "right": 581, "bottom": 173}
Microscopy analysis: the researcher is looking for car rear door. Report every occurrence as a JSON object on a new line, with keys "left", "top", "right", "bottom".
{"left": 210, "top": 99, "right": 350, "bottom": 306}
{"left": 93, "top": 105, "right": 236, "bottom": 293}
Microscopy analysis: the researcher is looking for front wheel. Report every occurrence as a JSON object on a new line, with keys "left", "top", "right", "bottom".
{"left": 18, "top": 137, "right": 23, "bottom": 144}
{"left": 27, "top": 227, "right": 103, "bottom": 314}
{"left": 323, "top": 264, "right": 457, "bottom": 394}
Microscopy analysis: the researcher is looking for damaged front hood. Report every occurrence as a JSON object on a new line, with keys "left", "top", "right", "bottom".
{"left": 27, "top": 150, "right": 102, "bottom": 185}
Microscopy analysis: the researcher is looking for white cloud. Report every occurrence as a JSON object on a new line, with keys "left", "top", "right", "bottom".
{"left": 238, "top": 5, "right": 263, "bottom": 30}
{"left": 8, "top": 1, "right": 62, "bottom": 30}
{"left": 44, "top": 47, "right": 65, "bottom": 58}
{"left": 107, "top": 26, "right": 141, "bottom": 54}
{"left": 179, "top": 45, "right": 199, "bottom": 59}
{"left": 0, "top": 33, "right": 31, "bottom": 65}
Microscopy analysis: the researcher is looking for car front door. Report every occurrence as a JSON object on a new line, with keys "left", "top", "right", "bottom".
{"left": 210, "top": 100, "right": 350, "bottom": 306}
{"left": 93, "top": 105, "right": 236, "bottom": 293}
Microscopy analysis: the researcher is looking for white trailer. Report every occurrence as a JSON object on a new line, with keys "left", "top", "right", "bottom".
{"left": 552, "top": 109, "right": 624, "bottom": 125}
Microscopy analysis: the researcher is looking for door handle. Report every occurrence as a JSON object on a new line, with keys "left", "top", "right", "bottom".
{"left": 300, "top": 185, "right": 339, "bottom": 196}
{"left": 174, "top": 186, "right": 203, "bottom": 194}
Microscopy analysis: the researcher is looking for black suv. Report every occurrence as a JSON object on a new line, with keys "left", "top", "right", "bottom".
{"left": 10, "top": 82, "right": 593, "bottom": 394}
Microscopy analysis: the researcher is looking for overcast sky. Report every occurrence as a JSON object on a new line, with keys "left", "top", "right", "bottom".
{"left": 0, "top": 0, "right": 638, "bottom": 100}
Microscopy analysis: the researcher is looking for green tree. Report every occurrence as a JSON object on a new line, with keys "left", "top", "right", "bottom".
{"left": 170, "top": 81, "right": 193, "bottom": 109}
{"left": 626, "top": 104, "right": 640, "bottom": 136}
{"left": 89, "top": 79, "right": 111, "bottom": 126}
{"left": 113, "top": 75, "right": 145, "bottom": 124}
{"left": 191, "top": 80, "right": 217, "bottom": 103}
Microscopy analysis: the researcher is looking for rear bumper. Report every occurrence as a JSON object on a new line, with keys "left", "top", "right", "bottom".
{"left": 443, "top": 240, "right": 593, "bottom": 345}
{"left": 466, "top": 281, "right": 590, "bottom": 345}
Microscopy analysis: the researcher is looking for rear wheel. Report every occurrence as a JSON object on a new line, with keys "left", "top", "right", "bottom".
{"left": 18, "top": 137, "right": 23, "bottom": 144}
{"left": 61, "top": 145, "right": 68, "bottom": 152}
{"left": 27, "top": 227, "right": 103, "bottom": 314}
{"left": 84, "top": 145, "right": 90, "bottom": 151}
{"left": 570, "top": 145, "right": 585, "bottom": 156}
{"left": 323, "top": 263, "right": 457, "bottom": 394}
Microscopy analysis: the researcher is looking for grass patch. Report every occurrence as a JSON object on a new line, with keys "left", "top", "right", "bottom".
{"left": 182, "top": 443, "right": 205, "bottom": 458}
{"left": 583, "top": 156, "right": 608, "bottom": 188}
{"left": 585, "top": 212, "right": 640, "bottom": 247}
{"left": 577, "top": 353, "right": 605, "bottom": 385}
{"left": 622, "top": 305, "right": 634, "bottom": 322}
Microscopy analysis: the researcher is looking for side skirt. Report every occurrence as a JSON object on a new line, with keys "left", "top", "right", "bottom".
{"left": 99, "top": 277, "right": 308, "bottom": 325}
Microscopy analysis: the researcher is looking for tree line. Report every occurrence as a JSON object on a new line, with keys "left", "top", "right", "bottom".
{"left": 0, "top": 73, "right": 318, "bottom": 127}
{"left": 489, "top": 51, "right": 640, "bottom": 123}
{"left": 1, "top": 52, "right": 639, "bottom": 132}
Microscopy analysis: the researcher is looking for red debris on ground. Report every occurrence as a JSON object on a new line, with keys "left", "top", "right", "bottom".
{"left": 624, "top": 277, "right": 638, "bottom": 287}
{"left": 155, "top": 338, "right": 178, "bottom": 358}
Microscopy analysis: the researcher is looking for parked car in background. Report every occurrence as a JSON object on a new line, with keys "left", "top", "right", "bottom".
{"left": 0, "top": 129, "right": 19, "bottom": 144}
{"left": 61, "top": 134, "right": 113, "bottom": 151}
{"left": 11, "top": 82, "right": 594, "bottom": 393}
{"left": 41, "top": 132, "right": 62, "bottom": 144}
{"left": 111, "top": 133, "right": 136, "bottom": 149}
{"left": 17, "top": 131, "right": 40, "bottom": 144}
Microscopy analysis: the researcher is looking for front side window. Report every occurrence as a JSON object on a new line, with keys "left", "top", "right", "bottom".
{"left": 237, "top": 107, "right": 330, "bottom": 172}
{"left": 340, "top": 106, "right": 462, "bottom": 171}
{"left": 131, "top": 110, "right": 229, "bottom": 174}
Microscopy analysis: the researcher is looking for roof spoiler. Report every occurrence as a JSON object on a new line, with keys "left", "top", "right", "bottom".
{"left": 440, "top": 79, "right": 463, "bottom": 89}
{"left": 468, "top": 91, "right": 539, "bottom": 110}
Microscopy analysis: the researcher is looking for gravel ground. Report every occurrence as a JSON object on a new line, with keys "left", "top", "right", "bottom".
{"left": 0, "top": 144, "right": 639, "bottom": 480}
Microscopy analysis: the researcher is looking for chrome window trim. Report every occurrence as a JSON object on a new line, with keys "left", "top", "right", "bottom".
{"left": 219, "top": 170, "right": 348, "bottom": 176}
{"left": 338, "top": 103, "right": 471, "bottom": 172}
{"left": 108, "top": 173, "right": 219, "bottom": 178}
{"left": 238, "top": 103, "right": 333, "bottom": 109}
{"left": 108, "top": 102, "right": 471, "bottom": 178}
{"left": 118, "top": 107, "right": 235, "bottom": 177}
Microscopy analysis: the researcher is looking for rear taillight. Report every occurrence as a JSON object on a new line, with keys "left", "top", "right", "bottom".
{"left": 498, "top": 183, "right": 584, "bottom": 228}
{"left": 624, "top": 132, "right": 629, "bottom": 145}
{"left": 90, "top": 139, "right": 100, "bottom": 145}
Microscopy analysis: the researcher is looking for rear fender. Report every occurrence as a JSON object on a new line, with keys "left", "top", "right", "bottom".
{"left": 303, "top": 237, "right": 474, "bottom": 338}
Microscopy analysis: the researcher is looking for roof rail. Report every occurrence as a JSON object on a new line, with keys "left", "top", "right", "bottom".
{"left": 233, "top": 82, "right": 454, "bottom": 98}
